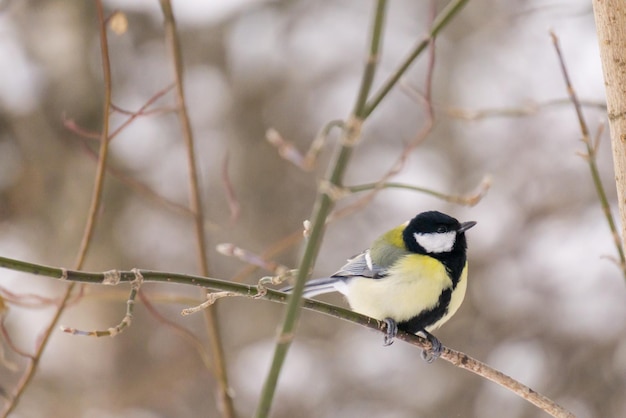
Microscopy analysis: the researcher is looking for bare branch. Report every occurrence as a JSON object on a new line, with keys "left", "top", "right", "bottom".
{"left": 551, "top": 30, "right": 626, "bottom": 280}
{"left": 0, "top": 255, "right": 576, "bottom": 418}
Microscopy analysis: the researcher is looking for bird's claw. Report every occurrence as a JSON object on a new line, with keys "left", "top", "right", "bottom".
{"left": 381, "top": 321, "right": 443, "bottom": 362}
{"left": 382, "top": 318, "right": 397, "bottom": 346}
{"left": 420, "top": 330, "right": 443, "bottom": 363}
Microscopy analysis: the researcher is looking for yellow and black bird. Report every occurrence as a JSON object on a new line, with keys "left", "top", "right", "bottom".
{"left": 286, "top": 211, "right": 476, "bottom": 361}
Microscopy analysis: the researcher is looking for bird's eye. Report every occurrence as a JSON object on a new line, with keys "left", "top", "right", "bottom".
{"left": 437, "top": 226, "right": 448, "bottom": 233}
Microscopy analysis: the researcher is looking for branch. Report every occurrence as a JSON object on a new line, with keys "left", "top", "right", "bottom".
{"left": 254, "top": 2, "right": 387, "bottom": 416}
{"left": 158, "top": 1, "right": 235, "bottom": 416}
{"left": 441, "top": 98, "right": 606, "bottom": 121}
{"left": 0, "top": 255, "right": 575, "bottom": 418}
{"left": 266, "top": 121, "right": 345, "bottom": 171}
{"left": 363, "top": 0, "right": 469, "bottom": 118}
{"left": 330, "top": 9, "right": 443, "bottom": 222}
{"left": 60, "top": 269, "right": 143, "bottom": 337}
{"left": 138, "top": 291, "right": 213, "bottom": 370}
{"left": 1, "top": 3, "right": 113, "bottom": 416}
{"left": 346, "top": 175, "right": 492, "bottom": 207}
{"left": 64, "top": 84, "right": 194, "bottom": 219}
{"left": 256, "top": 1, "right": 474, "bottom": 416}
{"left": 591, "top": 1, "right": 626, "bottom": 281}
{"left": 226, "top": 174, "right": 490, "bottom": 287}
{"left": 551, "top": 31, "right": 626, "bottom": 280}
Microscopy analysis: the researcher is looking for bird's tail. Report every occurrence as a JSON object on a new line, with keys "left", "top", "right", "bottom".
{"left": 280, "top": 277, "right": 340, "bottom": 298}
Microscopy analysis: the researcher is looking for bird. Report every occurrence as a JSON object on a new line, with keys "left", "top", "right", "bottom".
{"left": 283, "top": 211, "right": 476, "bottom": 362}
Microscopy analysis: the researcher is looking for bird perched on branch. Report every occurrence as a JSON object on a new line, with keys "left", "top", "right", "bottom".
{"left": 283, "top": 211, "right": 476, "bottom": 362}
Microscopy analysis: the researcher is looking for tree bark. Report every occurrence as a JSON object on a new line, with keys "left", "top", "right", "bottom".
{"left": 593, "top": 0, "right": 626, "bottom": 250}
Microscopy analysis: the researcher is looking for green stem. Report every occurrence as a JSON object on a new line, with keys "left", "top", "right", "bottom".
{"left": 551, "top": 32, "right": 626, "bottom": 281}
{"left": 363, "top": 0, "right": 469, "bottom": 118}
{"left": 253, "top": 2, "right": 387, "bottom": 417}
{"left": 347, "top": 181, "right": 460, "bottom": 200}
{"left": 0, "top": 254, "right": 576, "bottom": 418}
{"left": 254, "top": 1, "right": 473, "bottom": 415}
{"left": 352, "top": 0, "right": 387, "bottom": 117}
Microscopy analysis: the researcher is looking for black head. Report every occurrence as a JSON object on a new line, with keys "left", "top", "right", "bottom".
{"left": 402, "top": 211, "right": 476, "bottom": 256}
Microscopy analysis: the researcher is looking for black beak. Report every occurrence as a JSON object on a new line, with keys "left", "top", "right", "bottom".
{"left": 458, "top": 221, "right": 477, "bottom": 233}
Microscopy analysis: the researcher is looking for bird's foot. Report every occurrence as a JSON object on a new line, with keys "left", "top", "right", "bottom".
{"left": 382, "top": 318, "right": 397, "bottom": 346}
{"left": 420, "top": 330, "right": 443, "bottom": 363}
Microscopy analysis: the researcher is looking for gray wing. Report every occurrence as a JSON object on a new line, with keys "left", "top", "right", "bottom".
{"left": 281, "top": 250, "right": 388, "bottom": 299}
{"left": 331, "top": 250, "right": 388, "bottom": 280}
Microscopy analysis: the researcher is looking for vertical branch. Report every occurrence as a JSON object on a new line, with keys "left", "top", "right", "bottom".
{"left": 352, "top": 0, "right": 386, "bottom": 117}
{"left": 592, "top": 0, "right": 626, "bottom": 265}
{"left": 551, "top": 32, "right": 626, "bottom": 280}
{"left": 74, "top": 6, "right": 113, "bottom": 271}
{"left": 253, "top": 2, "right": 387, "bottom": 417}
{"left": 1, "top": 2, "right": 113, "bottom": 417}
{"left": 330, "top": 6, "right": 440, "bottom": 221}
{"left": 255, "top": 1, "right": 470, "bottom": 415}
{"left": 158, "top": 1, "right": 235, "bottom": 417}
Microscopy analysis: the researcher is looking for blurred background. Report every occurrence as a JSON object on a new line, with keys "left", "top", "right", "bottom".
{"left": 1, "top": 0, "right": 624, "bottom": 417}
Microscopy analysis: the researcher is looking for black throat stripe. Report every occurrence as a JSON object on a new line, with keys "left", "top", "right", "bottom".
{"left": 397, "top": 287, "right": 452, "bottom": 334}
{"left": 433, "top": 252, "right": 466, "bottom": 289}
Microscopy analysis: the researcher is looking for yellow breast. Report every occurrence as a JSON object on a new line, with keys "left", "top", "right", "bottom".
{"left": 345, "top": 255, "right": 467, "bottom": 330}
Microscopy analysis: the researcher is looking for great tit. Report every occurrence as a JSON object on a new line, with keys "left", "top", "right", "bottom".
{"left": 284, "top": 211, "right": 476, "bottom": 361}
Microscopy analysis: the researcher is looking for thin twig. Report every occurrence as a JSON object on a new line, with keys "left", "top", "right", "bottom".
{"left": 63, "top": 83, "right": 175, "bottom": 144}
{"left": 255, "top": 2, "right": 472, "bottom": 415}
{"left": 63, "top": 117, "right": 101, "bottom": 139}
{"left": 221, "top": 152, "right": 241, "bottom": 224}
{"left": 346, "top": 176, "right": 492, "bottom": 207}
{"left": 441, "top": 349, "right": 574, "bottom": 418}
{"left": 0, "top": 286, "right": 60, "bottom": 308}
{"left": 363, "top": 0, "right": 469, "bottom": 118}
{"left": 330, "top": 9, "right": 440, "bottom": 221}
{"left": 106, "top": 84, "right": 175, "bottom": 143}
{"left": 60, "top": 269, "right": 143, "bottom": 337}
{"left": 228, "top": 174, "right": 489, "bottom": 285}
{"left": 424, "top": 0, "right": 437, "bottom": 108}
{"left": 0, "top": 310, "right": 33, "bottom": 360}
{"left": 64, "top": 84, "right": 194, "bottom": 217}
{"left": 233, "top": 2, "right": 472, "bottom": 290}
{"left": 74, "top": 2, "right": 114, "bottom": 269}
{"left": 0, "top": 255, "right": 576, "bottom": 418}
{"left": 230, "top": 229, "right": 303, "bottom": 283}
{"left": 158, "top": 1, "right": 235, "bottom": 417}
{"left": 138, "top": 291, "right": 213, "bottom": 370}
{"left": 76, "top": 141, "right": 194, "bottom": 216}
{"left": 442, "top": 98, "right": 607, "bottom": 121}
{"left": 110, "top": 104, "right": 175, "bottom": 116}
{"left": 0, "top": 4, "right": 113, "bottom": 416}
{"left": 551, "top": 31, "right": 626, "bottom": 280}
{"left": 265, "top": 128, "right": 309, "bottom": 170}
{"left": 265, "top": 120, "right": 345, "bottom": 171}
{"left": 303, "top": 120, "right": 345, "bottom": 169}
{"left": 216, "top": 243, "right": 290, "bottom": 276}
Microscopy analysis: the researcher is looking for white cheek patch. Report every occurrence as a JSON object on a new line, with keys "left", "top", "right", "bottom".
{"left": 414, "top": 231, "right": 456, "bottom": 253}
